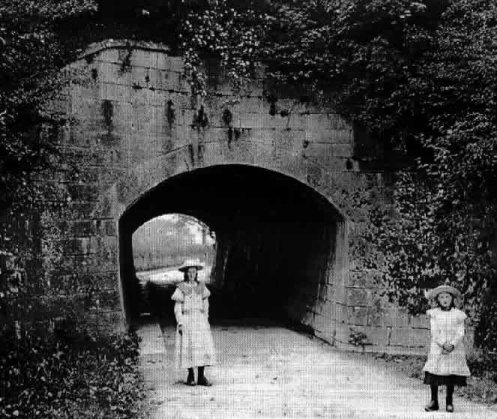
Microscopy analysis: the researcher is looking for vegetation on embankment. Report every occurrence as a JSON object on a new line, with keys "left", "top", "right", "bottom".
{"left": 0, "top": 324, "right": 147, "bottom": 419}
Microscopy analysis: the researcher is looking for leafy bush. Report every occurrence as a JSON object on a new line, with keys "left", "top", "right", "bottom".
{"left": 467, "top": 351, "right": 497, "bottom": 384}
{"left": 0, "top": 326, "right": 145, "bottom": 419}
{"left": 349, "top": 329, "right": 373, "bottom": 351}
{"left": 0, "top": 0, "right": 97, "bottom": 210}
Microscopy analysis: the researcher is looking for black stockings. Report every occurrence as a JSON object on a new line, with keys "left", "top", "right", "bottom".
{"left": 430, "top": 385, "right": 438, "bottom": 402}
{"left": 187, "top": 367, "right": 206, "bottom": 379}
{"left": 430, "top": 384, "right": 454, "bottom": 404}
{"left": 446, "top": 385, "right": 454, "bottom": 405}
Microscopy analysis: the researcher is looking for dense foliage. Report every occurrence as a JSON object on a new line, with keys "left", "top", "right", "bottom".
{"left": 0, "top": 0, "right": 97, "bottom": 209}
{"left": 178, "top": 0, "right": 497, "bottom": 349}
{"left": 0, "top": 3, "right": 148, "bottom": 418}
{"left": 0, "top": 327, "right": 145, "bottom": 419}
{"left": 0, "top": 0, "right": 98, "bottom": 324}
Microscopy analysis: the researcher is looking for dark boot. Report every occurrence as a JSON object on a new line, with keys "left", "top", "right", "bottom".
{"left": 425, "top": 400, "right": 439, "bottom": 411}
{"left": 446, "top": 385, "right": 454, "bottom": 412}
{"left": 425, "top": 385, "right": 439, "bottom": 411}
{"left": 186, "top": 368, "right": 196, "bottom": 386}
{"left": 197, "top": 366, "right": 212, "bottom": 386}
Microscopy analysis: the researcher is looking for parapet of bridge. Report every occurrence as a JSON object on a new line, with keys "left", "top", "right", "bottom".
{"left": 41, "top": 40, "right": 437, "bottom": 355}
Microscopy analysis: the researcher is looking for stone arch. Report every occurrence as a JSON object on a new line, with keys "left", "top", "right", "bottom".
{"left": 59, "top": 42, "right": 421, "bottom": 353}
{"left": 102, "top": 140, "right": 351, "bottom": 222}
{"left": 116, "top": 162, "right": 348, "bottom": 336}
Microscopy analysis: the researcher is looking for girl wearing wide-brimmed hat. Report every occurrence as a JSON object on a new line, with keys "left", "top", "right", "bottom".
{"left": 422, "top": 285, "right": 470, "bottom": 413}
{"left": 171, "top": 258, "right": 216, "bottom": 386}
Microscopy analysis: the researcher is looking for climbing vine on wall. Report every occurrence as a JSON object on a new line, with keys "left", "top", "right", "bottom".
{"left": 179, "top": 0, "right": 497, "bottom": 350}
{"left": 180, "top": 0, "right": 272, "bottom": 95}
{"left": 0, "top": 0, "right": 98, "bottom": 332}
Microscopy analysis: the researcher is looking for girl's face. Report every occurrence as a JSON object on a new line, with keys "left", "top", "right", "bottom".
{"left": 438, "top": 292, "right": 453, "bottom": 308}
{"left": 185, "top": 267, "right": 197, "bottom": 282}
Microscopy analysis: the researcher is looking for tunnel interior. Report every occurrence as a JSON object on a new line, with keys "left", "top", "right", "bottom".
{"left": 119, "top": 165, "right": 344, "bottom": 327}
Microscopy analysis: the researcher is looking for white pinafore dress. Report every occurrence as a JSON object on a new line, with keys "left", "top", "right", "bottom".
{"left": 171, "top": 281, "right": 216, "bottom": 369}
{"left": 422, "top": 307, "right": 471, "bottom": 381}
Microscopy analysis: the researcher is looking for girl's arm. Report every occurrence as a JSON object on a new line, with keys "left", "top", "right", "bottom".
{"left": 203, "top": 297, "right": 209, "bottom": 319}
{"left": 449, "top": 313, "right": 466, "bottom": 348}
{"left": 429, "top": 313, "right": 445, "bottom": 347}
{"left": 202, "top": 285, "right": 211, "bottom": 319}
{"left": 171, "top": 288, "right": 184, "bottom": 327}
{"left": 174, "top": 301, "right": 183, "bottom": 326}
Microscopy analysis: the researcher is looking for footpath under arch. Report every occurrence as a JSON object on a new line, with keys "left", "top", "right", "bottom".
{"left": 119, "top": 164, "right": 346, "bottom": 333}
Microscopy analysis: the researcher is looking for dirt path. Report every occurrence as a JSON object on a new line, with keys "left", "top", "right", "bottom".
{"left": 138, "top": 322, "right": 497, "bottom": 419}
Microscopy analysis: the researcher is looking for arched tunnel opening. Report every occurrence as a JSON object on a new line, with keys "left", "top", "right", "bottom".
{"left": 131, "top": 213, "right": 216, "bottom": 325}
{"left": 119, "top": 165, "right": 345, "bottom": 330}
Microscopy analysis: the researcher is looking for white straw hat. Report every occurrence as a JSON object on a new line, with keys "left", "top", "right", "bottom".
{"left": 178, "top": 258, "right": 204, "bottom": 272}
{"left": 427, "top": 285, "right": 462, "bottom": 300}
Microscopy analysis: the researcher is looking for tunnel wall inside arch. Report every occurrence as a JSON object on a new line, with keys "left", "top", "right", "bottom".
{"left": 47, "top": 40, "right": 431, "bottom": 354}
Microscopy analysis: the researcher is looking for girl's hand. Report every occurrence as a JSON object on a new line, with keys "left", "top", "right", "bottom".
{"left": 177, "top": 324, "right": 183, "bottom": 335}
{"left": 442, "top": 343, "right": 454, "bottom": 352}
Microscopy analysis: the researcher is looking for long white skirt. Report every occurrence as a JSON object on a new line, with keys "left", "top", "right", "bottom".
{"left": 175, "top": 311, "right": 216, "bottom": 369}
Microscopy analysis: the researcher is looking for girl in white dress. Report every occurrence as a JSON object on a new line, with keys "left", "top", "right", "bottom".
{"left": 423, "top": 285, "right": 471, "bottom": 413}
{"left": 171, "top": 259, "right": 216, "bottom": 386}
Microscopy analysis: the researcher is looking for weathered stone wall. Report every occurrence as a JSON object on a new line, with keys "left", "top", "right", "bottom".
{"left": 46, "top": 40, "right": 434, "bottom": 353}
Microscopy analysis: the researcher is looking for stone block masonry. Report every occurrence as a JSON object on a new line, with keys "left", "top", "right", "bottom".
{"left": 25, "top": 39, "right": 435, "bottom": 354}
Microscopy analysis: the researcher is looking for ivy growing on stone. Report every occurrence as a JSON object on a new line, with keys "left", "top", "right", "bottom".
{"left": 179, "top": 0, "right": 497, "bottom": 351}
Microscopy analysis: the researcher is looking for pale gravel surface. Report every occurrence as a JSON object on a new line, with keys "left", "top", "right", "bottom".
{"left": 138, "top": 322, "right": 497, "bottom": 419}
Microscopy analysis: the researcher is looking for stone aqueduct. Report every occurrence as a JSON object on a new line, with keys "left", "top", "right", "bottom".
{"left": 52, "top": 40, "right": 432, "bottom": 354}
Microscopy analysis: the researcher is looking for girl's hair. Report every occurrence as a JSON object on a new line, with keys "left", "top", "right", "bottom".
{"left": 183, "top": 268, "right": 198, "bottom": 282}
{"left": 435, "top": 293, "right": 456, "bottom": 310}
